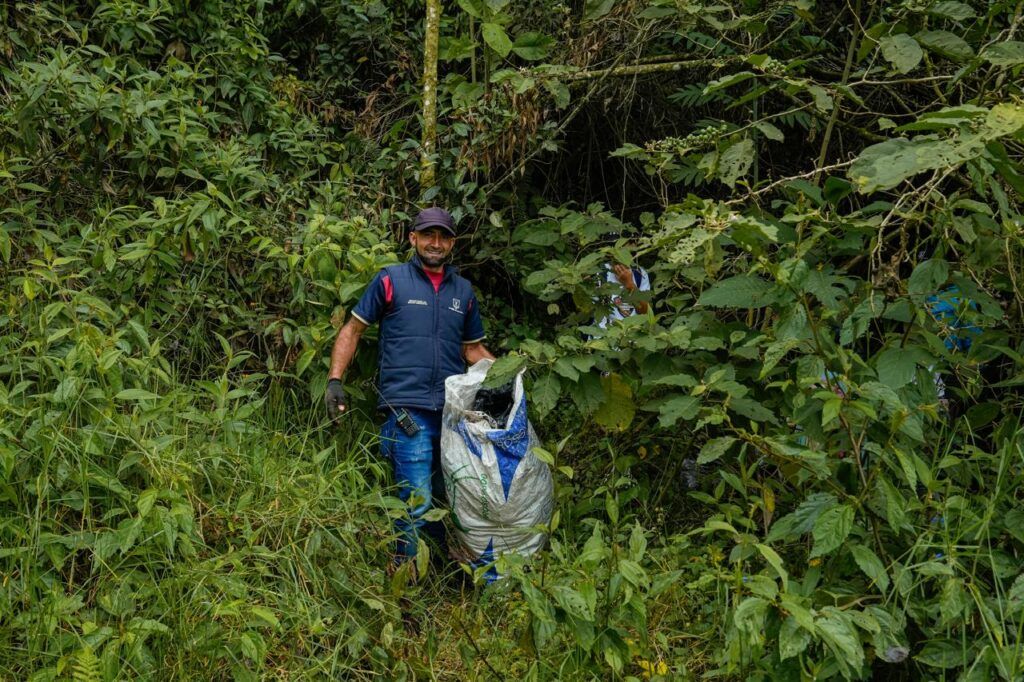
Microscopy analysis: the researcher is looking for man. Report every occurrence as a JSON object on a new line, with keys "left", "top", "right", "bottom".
{"left": 596, "top": 261, "right": 650, "bottom": 329}
{"left": 324, "top": 207, "right": 495, "bottom": 571}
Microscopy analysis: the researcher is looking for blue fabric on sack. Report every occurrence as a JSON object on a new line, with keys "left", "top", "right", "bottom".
{"left": 457, "top": 420, "right": 485, "bottom": 461}
{"left": 474, "top": 538, "right": 500, "bottom": 583}
{"left": 926, "top": 285, "right": 981, "bottom": 352}
{"left": 485, "top": 399, "right": 531, "bottom": 501}
{"left": 441, "top": 360, "right": 554, "bottom": 582}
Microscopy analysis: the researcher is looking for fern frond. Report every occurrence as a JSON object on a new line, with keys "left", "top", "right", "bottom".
{"left": 72, "top": 647, "right": 101, "bottom": 682}
{"left": 776, "top": 110, "right": 813, "bottom": 130}
{"left": 669, "top": 161, "right": 709, "bottom": 187}
{"left": 683, "top": 31, "right": 737, "bottom": 56}
{"left": 667, "top": 84, "right": 732, "bottom": 109}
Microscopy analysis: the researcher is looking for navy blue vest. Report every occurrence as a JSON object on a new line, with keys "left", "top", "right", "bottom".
{"left": 376, "top": 257, "right": 478, "bottom": 411}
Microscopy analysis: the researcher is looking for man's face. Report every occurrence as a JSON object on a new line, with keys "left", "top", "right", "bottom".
{"left": 409, "top": 227, "right": 455, "bottom": 268}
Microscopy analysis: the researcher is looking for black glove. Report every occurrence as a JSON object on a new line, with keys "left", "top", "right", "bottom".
{"left": 325, "top": 379, "right": 347, "bottom": 422}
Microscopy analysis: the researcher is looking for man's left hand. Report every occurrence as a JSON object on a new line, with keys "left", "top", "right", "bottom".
{"left": 325, "top": 379, "right": 347, "bottom": 423}
{"left": 612, "top": 263, "right": 636, "bottom": 291}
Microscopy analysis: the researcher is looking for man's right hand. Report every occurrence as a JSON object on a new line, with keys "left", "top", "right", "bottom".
{"left": 325, "top": 379, "right": 346, "bottom": 422}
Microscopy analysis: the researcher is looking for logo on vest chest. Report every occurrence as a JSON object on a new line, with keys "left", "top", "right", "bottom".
{"left": 448, "top": 298, "right": 463, "bottom": 314}
{"left": 407, "top": 299, "right": 428, "bottom": 306}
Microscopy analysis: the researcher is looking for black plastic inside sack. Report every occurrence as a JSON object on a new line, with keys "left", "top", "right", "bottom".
{"left": 472, "top": 383, "right": 514, "bottom": 426}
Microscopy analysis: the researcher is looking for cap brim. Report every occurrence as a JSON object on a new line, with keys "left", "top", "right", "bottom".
{"left": 412, "top": 222, "right": 456, "bottom": 236}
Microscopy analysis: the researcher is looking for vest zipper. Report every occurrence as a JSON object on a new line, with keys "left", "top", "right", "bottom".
{"left": 432, "top": 281, "right": 440, "bottom": 410}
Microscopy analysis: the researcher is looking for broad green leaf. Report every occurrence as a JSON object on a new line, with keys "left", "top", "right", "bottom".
{"left": 421, "top": 508, "right": 448, "bottom": 522}
{"left": 698, "top": 275, "right": 774, "bottom": 308}
{"left": 802, "top": 270, "right": 845, "bottom": 310}
{"left": 628, "top": 523, "right": 647, "bottom": 562}
{"left": 617, "top": 559, "right": 647, "bottom": 587}
{"left": 939, "top": 578, "right": 968, "bottom": 624}
{"left": 915, "top": 30, "right": 975, "bottom": 61}
{"left": 531, "top": 372, "right": 561, "bottom": 418}
{"left": 821, "top": 396, "right": 842, "bottom": 427}
{"left": 848, "top": 138, "right": 932, "bottom": 192}
{"left": 580, "top": 526, "right": 607, "bottom": 568}
{"left": 1007, "top": 574, "right": 1024, "bottom": 615}
{"left": 544, "top": 80, "right": 570, "bottom": 109}
{"left": 733, "top": 596, "right": 769, "bottom": 634}
{"left": 457, "top": 0, "right": 487, "bottom": 18}
{"left": 806, "top": 84, "right": 833, "bottom": 112}
{"left": 17, "top": 182, "right": 48, "bottom": 193}
{"left": 53, "top": 377, "right": 81, "bottom": 404}
{"left": 875, "top": 348, "right": 917, "bottom": 389}
{"left": 115, "top": 388, "right": 161, "bottom": 401}
{"left": 848, "top": 131, "right": 999, "bottom": 193}
{"left": 816, "top": 608, "right": 864, "bottom": 672}
{"left": 657, "top": 395, "right": 700, "bottom": 427}
{"left": 571, "top": 371, "right": 604, "bottom": 415}
{"left": 594, "top": 373, "right": 634, "bottom": 431}
{"left": 810, "top": 504, "right": 854, "bottom": 558}
{"left": 239, "top": 632, "right": 262, "bottom": 662}
{"left": 295, "top": 347, "right": 316, "bottom": 376}
{"left": 928, "top": 1, "right": 975, "bottom": 21}
{"left": 652, "top": 373, "right": 698, "bottom": 388}
{"left": 754, "top": 120, "right": 784, "bottom": 141}
{"left": 879, "top": 34, "right": 923, "bottom": 74}
{"left": 603, "top": 646, "right": 624, "bottom": 673}
{"left": 908, "top": 258, "right": 949, "bottom": 296}
{"left": 768, "top": 492, "right": 837, "bottom": 541}
{"left": 850, "top": 544, "right": 890, "bottom": 591}
{"left": 513, "top": 220, "right": 560, "bottom": 246}
{"left": 780, "top": 593, "right": 816, "bottom": 632}
{"left": 779, "top": 616, "right": 811, "bottom": 660}
{"left": 823, "top": 176, "right": 853, "bottom": 204}
{"left": 521, "top": 580, "right": 555, "bottom": 623}
{"left": 717, "top": 137, "right": 755, "bottom": 188}
{"left": 483, "top": 354, "right": 526, "bottom": 388}
{"left": 250, "top": 605, "right": 280, "bottom": 629}
{"left": 511, "top": 32, "right": 554, "bottom": 60}
{"left": 440, "top": 35, "right": 477, "bottom": 62}
{"left": 137, "top": 489, "right": 158, "bottom": 518}
{"left": 729, "top": 397, "right": 777, "bottom": 424}
{"left": 550, "top": 585, "right": 592, "bottom": 620}
{"left": 530, "top": 447, "right": 554, "bottom": 465}
{"left": 583, "top": 0, "right": 616, "bottom": 21}
{"left": 697, "top": 436, "right": 735, "bottom": 464}
{"left": 982, "top": 40, "right": 1024, "bottom": 66}
{"left": 986, "top": 102, "right": 1024, "bottom": 136}
{"left": 916, "top": 640, "right": 961, "bottom": 669}
{"left": 756, "top": 543, "right": 788, "bottom": 591}
{"left": 704, "top": 71, "right": 755, "bottom": 94}
{"left": 481, "top": 23, "right": 513, "bottom": 58}
{"left": 760, "top": 338, "right": 801, "bottom": 378}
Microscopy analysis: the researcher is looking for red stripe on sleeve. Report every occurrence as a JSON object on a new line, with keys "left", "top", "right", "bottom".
{"left": 382, "top": 274, "right": 393, "bottom": 306}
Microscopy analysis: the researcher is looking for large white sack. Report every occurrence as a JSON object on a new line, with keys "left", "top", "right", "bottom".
{"left": 441, "top": 359, "right": 553, "bottom": 576}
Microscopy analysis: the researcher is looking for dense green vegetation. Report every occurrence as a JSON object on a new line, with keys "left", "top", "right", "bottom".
{"left": 2, "top": 0, "right": 1024, "bottom": 679}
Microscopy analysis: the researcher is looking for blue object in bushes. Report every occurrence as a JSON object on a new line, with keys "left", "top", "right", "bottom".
{"left": 926, "top": 285, "right": 982, "bottom": 352}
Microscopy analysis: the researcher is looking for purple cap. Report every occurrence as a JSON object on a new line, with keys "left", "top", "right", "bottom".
{"left": 412, "top": 207, "right": 456, "bottom": 236}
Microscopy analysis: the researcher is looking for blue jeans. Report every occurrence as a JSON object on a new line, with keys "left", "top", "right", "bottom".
{"left": 380, "top": 408, "right": 446, "bottom": 561}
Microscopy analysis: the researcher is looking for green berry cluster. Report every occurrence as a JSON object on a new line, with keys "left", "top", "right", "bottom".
{"left": 646, "top": 123, "right": 730, "bottom": 155}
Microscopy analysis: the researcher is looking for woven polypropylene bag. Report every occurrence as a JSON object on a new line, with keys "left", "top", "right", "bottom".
{"left": 441, "top": 360, "right": 553, "bottom": 579}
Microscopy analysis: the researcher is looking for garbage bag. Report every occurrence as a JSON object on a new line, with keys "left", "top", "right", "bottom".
{"left": 441, "top": 359, "right": 553, "bottom": 579}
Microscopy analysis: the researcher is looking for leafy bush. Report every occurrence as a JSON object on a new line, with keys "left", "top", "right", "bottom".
{"left": 2, "top": 0, "right": 1024, "bottom": 679}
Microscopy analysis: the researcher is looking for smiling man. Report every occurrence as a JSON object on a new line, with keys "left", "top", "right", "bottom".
{"left": 324, "top": 207, "right": 494, "bottom": 573}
